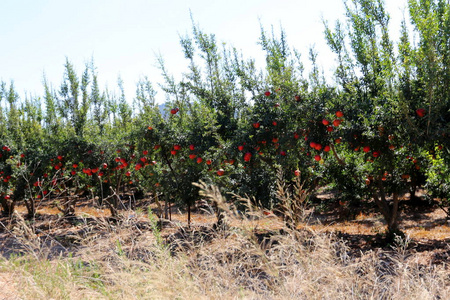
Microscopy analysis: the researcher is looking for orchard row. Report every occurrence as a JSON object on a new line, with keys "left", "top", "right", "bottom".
{"left": 1, "top": 0, "right": 450, "bottom": 235}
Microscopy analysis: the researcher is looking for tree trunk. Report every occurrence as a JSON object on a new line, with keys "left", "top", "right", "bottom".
{"left": 1, "top": 199, "right": 15, "bottom": 216}
{"left": 24, "top": 198, "right": 35, "bottom": 219}
{"left": 372, "top": 179, "right": 402, "bottom": 237}
{"left": 187, "top": 204, "right": 191, "bottom": 228}
{"left": 213, "top": 200, "right": 227, "bottom": 229}
{"left": 164, "top": 198, "right": 169, "bottom": 219}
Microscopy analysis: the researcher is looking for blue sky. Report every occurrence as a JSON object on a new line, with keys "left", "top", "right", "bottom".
{"left": 0, "top": 0, "right": 409, "bottom": 103}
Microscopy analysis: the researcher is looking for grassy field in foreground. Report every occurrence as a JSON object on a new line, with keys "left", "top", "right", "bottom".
{"left": 0, "top": 205, "right": 449, "bottom": 300}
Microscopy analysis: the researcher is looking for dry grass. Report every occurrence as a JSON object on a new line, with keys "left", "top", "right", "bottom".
{"left": 1, "top": 220, "right": 449, "bottom": 299}
{"left": 0, "top": 184, "right": 449, "bottom": 299}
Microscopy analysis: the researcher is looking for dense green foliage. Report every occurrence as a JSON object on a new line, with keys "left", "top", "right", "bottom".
{"left": 1, "top": 0, "right": 449, "bottom": 234}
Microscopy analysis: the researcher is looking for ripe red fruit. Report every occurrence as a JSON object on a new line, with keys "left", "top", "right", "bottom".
{"left": 324, "top": 145, "right": 331, "bottom": 152}
{"left": 217, "top": 169, "right": 225, "bottom": 176}
{"left": 280, "top": 150, "right": 287, "bottom": 156}
{"left": 294, "top": 132, "right": 300, "bottom": 139}
{"left": 264, "top": 91, "right": 271, "bottom": 96}
{"left": 92, "top": 168, "right": 99, "bottom": 173}
{"left": 327, "top": 126, "right": 333, "bottom": 132}
{"left": 336, "top": 111, "right": 344, "bottom": 118}
{"left": 314, "top": 144, "right": 322, "bottom": 151}
{"left": 252, "top": 122, "right": 260, "bottom": 129}
{"left": 363, "top": 146, "right": 370, "bottom": 153}
{"left": 170, "top": 108, "right": 178, "bottom": 115}
{"left": 102, "top": 163, "right": 108, "bottom": 169}
{"left": 238, "top": 145, "right": 244, "bottom": 151}
{"left": 314, "top": 155, "right": 321, "bottom": 161}
{"left": 272, "top": 121, "right": 277, "bottom": 126}
{"left": 373, "top": 151, "right": 380, "bottom": 158}
{"left": 416, "top": 108, "right": 426, "bottom": 117}
{"left": 174, "top": 145, "right": 181, "bottom": 151}
{"left": 244, "top": 152, "right": 252, "bottom": 162}
{"left": 196, "top": 157, "right": 203, "bottom": 164}
{"left": 309, "top": 142, "right": 317, "bottom": 149}
{"left": 206, "top": 160, "right": 212, "bottom": 165}
{"left": 295, "top": 95, "right": 301, "bottom": 102}
{"left": 147, "top": 126, "right": 153, "bottom": 130}
{"left": 135, "top": 164, "right": 142, "bottom": 171}
{"left": 189, "top": 154, "right": 196, "bottom": 160}
{"left": 73, "top": 163, "right": 78, "bottom": 168}
{"left": 125, "top": 171, "right": 131, "bottom": 177}
{"left": 154, "top": 145, "right": 161, "bottom": 150}
{"left": 322, "top": 119, "right": 329, "bottom": 126}
{"left": 57, "top": 155, "right": 63, "bottom": 160}
{"left": 333, "top": 119, "right": 341, "bottom": 127}
{"left": 272, "top": 137, "right": 279, "bottom": 143}
{"left": 143, "top": 150, "right": 148, "bottom": 155}
{"left": 294, "top": 170, "right": 300, "bottom": 177}
{"left": 71, "top": 170, "right": 76, "bottom": 175}
{"left": 189, "top": 144, "right": 195, "bottom": 151}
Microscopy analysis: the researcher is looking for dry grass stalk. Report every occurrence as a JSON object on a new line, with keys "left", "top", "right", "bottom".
{"left": 276, "top": 170, "right": 311, "bottom": 229}
{"left": 193, "top": 181, "right": 230, "bottom": 229}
